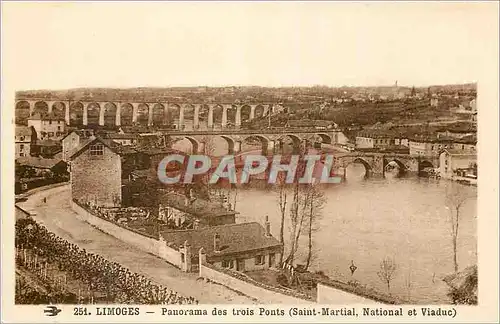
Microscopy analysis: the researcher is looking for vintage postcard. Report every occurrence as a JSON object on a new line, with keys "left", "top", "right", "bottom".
{"left": 1, "top": 1, "right": 499, "bottom": 323}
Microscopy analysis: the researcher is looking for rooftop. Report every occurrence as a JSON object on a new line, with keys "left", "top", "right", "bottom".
{"left": 160, "top": 192, "right": 237, "bottom": 218}
{"left": 16, "top": 156, "right": 65, "bottom": 169}
{"left": 27, "top": 112, "right": 65, "bottom": 121}
{"left": 441, "top": 149, "right": 477, "bottom": 156}
{"left": 160, "top": 222, "right": 281, "bottom": 257}
{"left": 16, "top": 126, "right": 34, "bottom": 137}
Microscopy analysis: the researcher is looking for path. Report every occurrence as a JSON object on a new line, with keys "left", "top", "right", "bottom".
{"left": 18, "top": 185, "right": 256, "bottom": 305}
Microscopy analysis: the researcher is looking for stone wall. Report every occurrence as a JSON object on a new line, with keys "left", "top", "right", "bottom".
{"left": 70, "top": 144, "right": 122, "bottom": 207}
{"left": 199, "top": 262, "right": 313, "bottom": 304}
{"left": 71, "top": 201, "right": 182, "bottom": 268}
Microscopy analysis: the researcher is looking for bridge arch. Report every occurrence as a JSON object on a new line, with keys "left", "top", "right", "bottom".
{"left": 52, "top": 101, "right": 66, "bottom": 118}
{"left": 254, "top": 104, "right": 265, "bottom": 119}
{"left": 211, "top": 104, "right": 224, "bottom": 129}
{"left": 220, "top": 135, "right": 236, "bottom": 154}
{"left": 184, "top": 136, "right": 200, "bottom": 154}
{"left": 136, "top": 103, "right": 149, "bottom": 125}
{"left": 384, "top": 158, "right": 407, "bottom": 176}
{"left": 103, "top": 102, "right": 117, "bottom": 126}
{"left": 120, "top": 103, "right": 134, "bottom": 126}
{"left": 342, "top": 157, "right": 372, "bottom": 178}
{"left": 242, "top": 134, "right": 270, "bottom": 155}
{"left": 239, "top": 104, "right": 252, "bottom": 123}
{"left": 276, "top": 134, "right": 303, "bottom": 153}
{"left": 15, "top": 101, "right": 31, "bottom": 123}
{"left": 168, "top": 104, "right": 182, "bottom": 129}
{"left": 151, "top": 103, "right": 165, "bottom": 126}
{"left": 69, "top": 102, "right": 84, "bottom": 126}
{"left": 316, "top": 133, "right": 333, "bottom": 144}
{"left": 86, "top": 102, "right": 101, "bottom": 125}
{"left": 33, "top": 101, "right": 49, "bottom": 116}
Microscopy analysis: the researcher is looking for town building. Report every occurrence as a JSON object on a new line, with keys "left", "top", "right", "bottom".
{"left": 355, "top": 130, "right": 395, "bottom": 149}
{"left": 408, "top": 135, "right": 454, "bottom": 156}
{"left": 104, "top": 133, "right": 139, "bottom": 146}
{"left": 158, "top": 192, "right": 237, "bottom": 229}
{"left": 69, "top": 136, "right": 129, "bottom": 207}
{"left": 32, "top": 139, "right": 63, "bottom": 159}
{"left": 16, "top": 156, "right": 67, "bottom": 177}
{"left": 160, "top": 219, "right": 282, "bottom": 273}
{"left": 439, "top": 149, "right": 477, "bottom": 180}
{"left": 285, "top": 119, "right": 337, "bottom": 130}
{"left": 15, "top": 125, "right": 36, "bottom": 158}
{"left": 61, "top": 129, "right": 95, "bottom": 161}
{"left": 27, "top": 112, "right": 66, "bottom": 141}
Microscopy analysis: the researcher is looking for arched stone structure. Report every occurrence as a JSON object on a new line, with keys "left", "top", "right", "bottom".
{"left": 33, "top": 101, "right": 49, "bottom": 116}
{"left": 69, "top": 102, "right": 84, "bottom": 126}
{"left": 242, "top": 135, "right": 271, "bottom": 155}
{"left": 220, "top": 135, "right": 237, "bottom": 154}
{"left": 120, "top": 103, "right": 134, "bottom": 126}
{"left": 15, "top": 101, "right": 31, "bottom": 123}
{"left": 136, "top": 103, "right": 149, "bottom": 126}
{"left": 86, "top": 102, "right": 100, "bottom": 125}
{"left": 52, "top": 102, "right": 66, "bottom": 118}
{"left": 151, "top": 103, "right": 165, "bottom": 126}
{"left": 103, "top": 102, "right": 117, "bottom": 126}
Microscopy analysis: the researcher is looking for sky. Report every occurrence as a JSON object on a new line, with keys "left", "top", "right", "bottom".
{"left": 2, "top": 2, "right": 499, "bottom": 90}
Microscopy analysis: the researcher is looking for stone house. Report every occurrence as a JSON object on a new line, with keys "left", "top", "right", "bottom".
{"left": 15, "top": 125, "right": 36, "bottom": 158}
{"left": 160, "top": 219, "right": 282, "bottom": 273}
{"left": 439, "top": 149, "right": 477, "bottom": 180}
{"left": 69, "top": 136, "right": 128, "bottom": 207}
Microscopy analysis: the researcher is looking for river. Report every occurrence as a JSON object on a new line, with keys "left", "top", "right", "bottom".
{"left": 174, "top": 138, "right": 477, "bottom": 304}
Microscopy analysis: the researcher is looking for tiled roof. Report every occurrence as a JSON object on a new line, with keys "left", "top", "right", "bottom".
{"left": 160, "top": 192, "right": 237, "bottom": 218}
{"left": 15, "top": 126, "right": 34, "bottom": 137}
{"left": 160, "top": 222, "right": 281, "bottom": 257}
{"left": 442, "top": 149, "right": 477, "bottom": 156}
{"left": 15, "top": 156, "right": 64, "bottom": 169}
{"left": 28, "top": 112, "right": 65, "bottom": 121}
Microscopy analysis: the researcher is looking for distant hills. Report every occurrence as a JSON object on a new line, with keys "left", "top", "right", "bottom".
{"left": 16, "top": 83, "right": 476, "bottom": 103}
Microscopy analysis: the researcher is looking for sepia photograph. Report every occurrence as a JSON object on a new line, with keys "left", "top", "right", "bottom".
{"left": 1, "top": 1, "right": 499, "bottom": 323}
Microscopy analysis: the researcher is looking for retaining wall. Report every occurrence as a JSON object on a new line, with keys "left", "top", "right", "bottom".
{"left": 199, "top": 263, "right": 313, "bottom": 304}
{"left": 71, "top": 201, "right": 182, "bottom": 268}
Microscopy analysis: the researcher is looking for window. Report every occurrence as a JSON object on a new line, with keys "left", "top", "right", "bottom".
{"left": 19, "top": 152, "right": 25, "bottom": 157}
{"left": 254, "top": 255, "right": 265, "bottom": 265}
{"left": 49, "top": 120, "right": 52, "bottom": 125}
{"left": 90, "top": 144, "right": 104, "bottom": 156}
{"left": 222, "top": 260, "right": 234, "bottom": 268}
{"left": 48, "top": 132, "right": 54, "bottom": 137}
{"left": 20, "top": 144, "right": 24, "bottom": 150}
{"left": 58, "top": 126, "right": 61, "bottom": 131}
{"left": 181, "top": 253, "right": 185, "bottom": 263}
{"left": 20, "top": 136, "right": 25, "bottom": 141}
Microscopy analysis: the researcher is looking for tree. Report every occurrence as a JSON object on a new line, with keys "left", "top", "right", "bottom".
{"left": 444, "top": 265, "right": 477, "bottom": 305}
{"left": 276, "top": 172, "right": 288, "bottom": 265}
{"left": 303, "top": 184, "right": 325, "bottom": 270}
{"left": 445, "top": 184, "right": 472, "bottom": 272}
{"left": 377, "top": 257, "right": 398, "bottom": 293}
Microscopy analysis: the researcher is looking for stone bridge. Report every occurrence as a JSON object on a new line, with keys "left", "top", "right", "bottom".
{"left": 15, "top": 97, "right": 286, "bottom": 129}
{"left": 332, "top": 152, "right": 439, "bottom": 177}
{"left": 160, "top": 128, "right": 346, "bottom": 155}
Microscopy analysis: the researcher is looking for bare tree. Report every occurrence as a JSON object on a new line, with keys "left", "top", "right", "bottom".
{"left": 377, "top": 256, "right": 398, "bottom": 293}
{"left": 445, "top": 183, "right": 472, "bottom": 272}
{"left": 304, "top": 184, "right": 325, "bottom": 270}
{"left": 284, "top": 181, "right": 302, "bottom": 266}
{"left": 276, "top": 172, "right": 288, "bottom": 265}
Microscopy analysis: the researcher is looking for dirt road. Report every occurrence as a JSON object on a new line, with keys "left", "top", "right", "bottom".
{"left": 19, "top": 185, "right": 256, "bottom": 304}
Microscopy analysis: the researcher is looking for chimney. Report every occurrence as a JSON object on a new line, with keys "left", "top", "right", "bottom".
{"left": 264, "top": 216, "right": 271, "bottom": 237}
{"left": 213, "top": 233, "right": 221, "bottom": 253}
